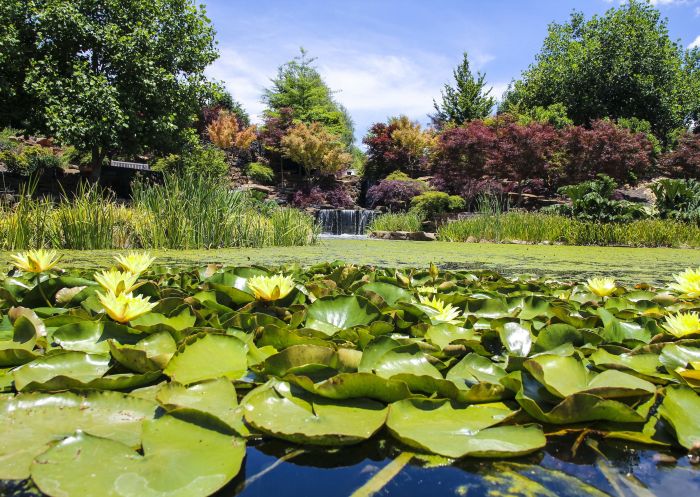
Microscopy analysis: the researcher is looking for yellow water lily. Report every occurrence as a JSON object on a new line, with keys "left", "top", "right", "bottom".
{"left": 94, "top": 269, "right": 143, "bottom": 295}
{"left": 97, "top": 291, "right": 157, "bottom": 324}
{"left": 114, "top": 252, "right": 155, "bottom": 274}
{"left": 247, "top": 274, "right": 295, "bottom": 302}
{"left": 585, "top": 277, "right": 617, "bottom": 298}
{"left": 670, "top": 268, "right": 700, "bottom": 298}
{"left": 663, "top": 312, "right": 700, "bottom": 338}
{"left": 10, "top": 249, "right": 61, "bottom": 273}
{"left": 417, "top": 294, "right": 463, "bottom": 324}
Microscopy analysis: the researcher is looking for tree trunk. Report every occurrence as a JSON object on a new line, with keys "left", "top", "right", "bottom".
{"left": 88, "top": 146, "right": 104, "bottom": 182}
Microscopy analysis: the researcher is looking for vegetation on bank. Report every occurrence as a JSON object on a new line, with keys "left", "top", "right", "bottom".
{"left": 1, "top": 254, "right": 700, "bottom": 496}
{"left": 437, "top": 213, "right": 700, "bottom": 248}
{"left": 0, "top": 175, "right": 319, "bottom": 250}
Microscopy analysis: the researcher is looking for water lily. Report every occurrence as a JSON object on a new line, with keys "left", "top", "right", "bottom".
{"left": 114, "top": 251, "right": 155, "bottom": 274}
{"left": 247, "top": 274, "right": 295, "bottom": 302}
{"left": 585, "top": 277, "right": 617, "bottom": 298}
{"left": 663, "top": 312, "right": 700, "bottom": 338}
{"left": 94, "top": 269, "right": 143, "bottom": 295}
{"left": 97, "top": 291, "right": 157, "bottom": 323}
{"left": 417, "top": 294, "right": 463, "bottom": 324}
{"left": 670, "top": 268, "right": 700, "bottom": 298}
{"left": 10, "top": 249, "right": 61, "bottom": 273}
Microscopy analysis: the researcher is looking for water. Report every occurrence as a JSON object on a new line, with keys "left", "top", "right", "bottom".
{"left": 316, "top": 209, "right": 375, "bottom": 236}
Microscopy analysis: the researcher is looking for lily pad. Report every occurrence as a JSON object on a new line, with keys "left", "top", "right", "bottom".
{"left": 658, "top": 386, "right": 700, "bottom": 449}
{"left": 164, "top": 333, "right": 247, "bottom": 385}
{"left": 31, "top": 415, "right": 245, "bottom": 497}
{"left": 306, "top": 295, "right": 381, "bottom": 335}
{"left": 243, "top": 380, "right": 387, "bottom": 445}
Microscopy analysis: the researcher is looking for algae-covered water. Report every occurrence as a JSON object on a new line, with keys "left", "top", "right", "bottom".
{"left": 2, "top": 239, "right": 698, "bottom": 284}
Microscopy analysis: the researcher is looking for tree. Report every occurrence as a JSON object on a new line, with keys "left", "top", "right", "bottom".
{"left": 281, "top": 122, "right": 352, "bottom": 177}
{"left": 2, "top": 0, "right": 218, "bottom": 178}
{"left": 430, "top": 52, "right": 495, "bottom": 128}
{"left": 263, "top": 48, "right": 354, "bottom": 146}
{"left": 363, "top": 116, "right": 433, "bottom": 183}
{"left": 502, "top": 0, "right": 697, "bottom": 142}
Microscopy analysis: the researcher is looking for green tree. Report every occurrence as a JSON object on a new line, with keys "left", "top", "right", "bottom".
{"left": 502, "top": 0, "right": 697, "bottom": 142}
{"left": 430, "top": 52, "right": 495, "bottom": 128}
{"left": 1, "top": 0, "right": 218, "bottom": 178}
{"left": 263, "top": 48, "right": 354, "bottom": 146}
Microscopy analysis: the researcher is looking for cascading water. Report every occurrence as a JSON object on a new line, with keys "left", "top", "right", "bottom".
{"left": 316, "top": 209, "right": 376, "bottom": 236}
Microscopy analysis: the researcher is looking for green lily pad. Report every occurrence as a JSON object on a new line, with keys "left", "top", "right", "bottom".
{"left": 243, "top": 380, "right": 387, "bottom": 445}
{"left": 286, "top": 372, "right": 412, "bottom": 403}
{"left": 0, "top": 390, "right": 157, "bottom": 480}
{"left": 164, "top": 333, "right": 247, "bottom": 385}
{"left": 12, "top": 351, "right": 111, "bottom": 391}
{"left": 31, "top": 415, "right": 245, "bottom": 497}
{"left": 306, "top": 295, "right": 381, "bottom": 335}
{"left": 386, "top": 398, "right": 545, "bottom": 458}
{"left": 130, "top": 308, "right": 197, "bottom": 332}
{"left": 359, "top": 282, "right": 413, "bottom": 306}
{"left": 658, "top": 386, "right": 700, "bottom": 449}
{"left": 109, "top": 331, "right": 177, "bottom": 373}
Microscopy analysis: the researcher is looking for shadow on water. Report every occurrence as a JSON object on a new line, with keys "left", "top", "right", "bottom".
{"left": 206, "top": 436, "right": 700, "bottom": 497}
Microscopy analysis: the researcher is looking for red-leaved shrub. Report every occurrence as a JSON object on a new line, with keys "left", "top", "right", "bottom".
{"left": 366, "top": 178, "right": 427, "bottom": 211}
{"left": 661, "top": 133, "right": 700, "bottom": 178}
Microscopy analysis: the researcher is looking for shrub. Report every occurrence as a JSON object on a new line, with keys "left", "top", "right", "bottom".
{"left": 292, "top": 184, "right": 354, "bottom": 209}
{"left": 409, "top": 191, "right": 465, "bottom": 219}
{"left": 0, "top": 145, "right": 61, "bottom": 176}
{"left": 366, "top": 177, "right": 427, "bottom": 211}
{"left": 546, "top": 175, "right": 650, "bottom": 223}
{"left": 281, "top": 122, "right": 352, "bottom": 177}
{"left": 246, "top": 162, "right": 275, "bottom": 184}
{"left": 368, "top": 212, "right": 424, "bottom": 232}
{"left": 561, "top": 120, "right": 654, "bottom": 184}
{"left": 430, "top": 120, "right": 495, "bottom": 196}
{"left": 0, "top": 128, "right": 21, "bottom": 152}
{"left": 661, "top": 133, "right": 700, "bottom": 178}
{"left": 652, "top": 178, "right": 700, "bottom": 224}
{"left": 153, "top": 143, "right": 228, "bottom": 178}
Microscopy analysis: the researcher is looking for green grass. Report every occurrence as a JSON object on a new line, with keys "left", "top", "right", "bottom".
{"left": 438, "top": 212, "right": 700, "bottom": 248}
{"left": 368, "top": 212, "right": 423, "bottom": 232}
{"left": 2, "top": 239, "right": 698, "bottom": 284}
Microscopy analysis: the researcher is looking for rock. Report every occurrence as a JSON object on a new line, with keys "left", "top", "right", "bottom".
{"left": 243, "top": 183, "right": 275, "bottom": 194}
{"left": 408, "top": 231, "right": 436, "bottom": 241}
{"left": 466, "top": 236, "right": 477, "bottom": 243}
{"left": 370, "top": 231, "right": 435, "bottom": 241}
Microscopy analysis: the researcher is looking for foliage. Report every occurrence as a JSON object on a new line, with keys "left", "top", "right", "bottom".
{"left": 292, "top": 184, "right": 354, "bottom": 209}
{"left": 2, "top": 257, "right": 700, "bottom": 494}
{"left": 661, "top": 132, "right": 700, "bottom": 178}
{"left": 206, "top": 110, "right": 257, "bottom": 151}
{"left": 263, "top": 48, "right": 353, "bottom": 146}
{"left": 430, "top": 52, "right": 495, "bottom": 128}
{"left": 363, "top": 116, "right": 434, "bottom": 182}
{"left": 561, "top": 120, "right": 654, "bottom": 184}
{"left": 502, "top": 0, "right": 698, "bottom": 143}
{"left": 152, "top": 143, "right": 228, "bottom": 178}
{"left": 547, "top": 175, "right": 650, "bottom": 223}
{"left": 366, "top": 177, "right": 427, "bottom": 211}
{"left": 1, "top": 0, "right": 218, "bottom": 176}
{"left": 0, "top": 144, "right": 61, "bottom": 176}
{"left": 510, "top": 103, "right": 573, "bottom": 129}
{"left": 438, "top": 212, "right": 700, "bottom": 248}
{"left": 652, "top": 179, "right": 700, "bottom": 225}
{"left": 0, "top": 127, "right": 21, "bottom": 151}
{"left": 281, "top": 122, "right": 352, "bottom": 177}
{"left": 367, "top": 212, "right": 424, "bottom": 232}
{"left": 246, "top": 162, "right": 275, "bottom": 185}
{"left": 409, "top": 191, "right": 465, "bottom": 219}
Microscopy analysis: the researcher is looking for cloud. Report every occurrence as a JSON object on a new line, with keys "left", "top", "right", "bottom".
{"left": 690, "top": 35, "right": 700, "bottom": 49}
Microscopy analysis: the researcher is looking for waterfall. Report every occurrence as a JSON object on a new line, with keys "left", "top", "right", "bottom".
{"left": 316, "top": 209, "right": 375, "bottom": 235}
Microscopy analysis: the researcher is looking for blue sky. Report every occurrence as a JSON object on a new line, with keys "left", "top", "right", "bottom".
{"left": 203, "top": 0, "right": 700, "bottom": 142}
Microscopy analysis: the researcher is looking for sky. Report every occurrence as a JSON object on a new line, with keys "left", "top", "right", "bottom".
{"left": 202, "top": 0, "right": 700, "bottom": 143}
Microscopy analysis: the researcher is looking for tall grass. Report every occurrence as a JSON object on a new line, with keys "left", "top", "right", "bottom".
{"left": 0, "top": 173, "right": 319, "bottom": 250}
{"left": 438, "top": 212, "right": 700, "bottom": 248}
{"left": 368, "top": 212, "right": 424, "bottom": 232}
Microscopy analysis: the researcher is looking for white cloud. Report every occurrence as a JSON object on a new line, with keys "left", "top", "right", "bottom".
{"left": 690, "top": 35, "right": 700, "bottom": 49}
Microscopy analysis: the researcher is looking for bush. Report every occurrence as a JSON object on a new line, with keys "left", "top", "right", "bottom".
{"left": 366, "top": 177, "right": 427, "bottom": 211}
{"left": 0, "top": 128, "right": 21, "bottom": 152}
{"left": 545, "top": 175, "right": 650, "bottom": 223}
{"left": 652, "top": 179, "right": 700, "bottom": 224}
{"left": 0, "top": 145, "right": 61, "bottom": 176}
{"left": 246, "top": 162, "right": 275, "bottom": 184}
{"left": 561, "top": 120, "right": 654, "bottom": 184}
{"left": 292, "top": 184, "right": 354, "bottom": 209}
{"left": 153, "top": 143, "right": 228, "bottom": 178}
{"left": 661, "top": 133, "right": 700, "bottom": 178}
{"left": 368, "top": 212, "right": 424, "bottom": 232}
{"left": 409, "top": 191, "right": 465, "bottom": 219}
